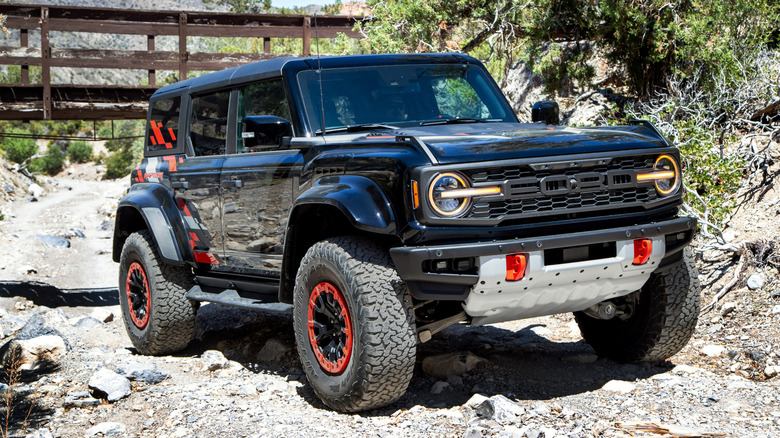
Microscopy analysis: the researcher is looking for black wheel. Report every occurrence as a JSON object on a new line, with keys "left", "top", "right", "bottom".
{"left": 574, "top": 248, "right": 701, "bottom": 363}
{"left": 293, "top": 236, "right": 416, "bottom": 412}
{"left": 119, "top": 230, "right": 197, "bottom": 355}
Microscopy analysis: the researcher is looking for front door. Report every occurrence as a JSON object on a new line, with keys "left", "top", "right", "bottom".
{"left": 220, "top": 80, "right": 299, "bottom": 277}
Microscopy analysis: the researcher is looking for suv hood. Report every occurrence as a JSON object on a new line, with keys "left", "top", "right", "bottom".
{"left": 367, "top": 123, "right": 670, "bottom": 165}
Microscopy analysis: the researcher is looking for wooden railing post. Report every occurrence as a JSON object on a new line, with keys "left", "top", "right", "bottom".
{"left": 263, "top": 37, "right": 271, "bottom": 54}
{"left": 147, "top": 34, "right": 156, "bottom": 86}
{"left": 302, "top": 16, "right": 311, "bottom": 56}
{"left": 178, "top": 12, "right": 187, "bottom": 81}
{"left": 20, "top": 28, "right": 29, "bottom": 84}
{"left": 40, "top": 7, "right": 51, "bottom": 120}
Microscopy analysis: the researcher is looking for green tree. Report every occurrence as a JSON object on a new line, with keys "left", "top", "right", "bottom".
{"left": 358, "top": 0, "right": 780, "bottom": 95}
{"left": 1, "top": 130, "right": 38, "bottom": 164}
{"left": 103, "top": 121, "right": 144, "bottom": 180}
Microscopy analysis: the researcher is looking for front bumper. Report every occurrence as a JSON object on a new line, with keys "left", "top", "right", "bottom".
{"left": 389, "top": 217, "right": 696, "bottom": 318}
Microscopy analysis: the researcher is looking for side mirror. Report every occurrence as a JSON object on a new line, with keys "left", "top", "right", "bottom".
{"left": 242, "top": 116, "right": 292, "bottom": 148}
{"left": 531, "top": 101, "right": 560, "bottom": 125}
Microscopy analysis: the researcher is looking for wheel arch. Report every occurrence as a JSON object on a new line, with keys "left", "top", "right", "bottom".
{"left": 278, "top": 200, "right": 399, "bottom": 304}
{"left": 113, "top": 184, "right": 190, "bottom": 266}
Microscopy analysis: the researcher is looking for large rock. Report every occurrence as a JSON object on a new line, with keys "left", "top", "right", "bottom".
{"left": 1, "top": 335, "right": 67, "bottom": 370}
{"left": 421, "top": 351, "right": 487, "bottom": 379}
{"left": 27, "top": 183, "right": 45, "bottom": 198}
{"left": 34, "top": 234, "right": 71, "bottom": 248}
{"left": 474, "top": 394, "right": 525, "bottom": 425}
{"left": 116, "top": 362, "right": 170, "bottom": 384}
{"left": 561, "top": 90, "right": 613, "bottom": 126}
{"left": 747, "top": 273, "right": 766, "bottom": 290}
{"left": 88, "top": 369, "right": 132, "bottom": 402}
{"left": 601, "top": 380, "right": 636, "bottom": 394}
{"left": 201, "top": 350, "right": 228, "bottom": 371}
{"left": 256, "top": 339, "right": 291, "bottom": 363}
{"left": 501, "top": 63, "right": 547, "bottom": 123}
{"left": 14, "top": 310, "right": 70, "bottom": 345}
{"left": 85, "top": 422, "right": 126, "bottom": 437}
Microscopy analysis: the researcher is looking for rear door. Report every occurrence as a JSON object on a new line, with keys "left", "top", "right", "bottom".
{"left": 220, "top": 79, "right": 301, "bottom": 277}
{"left": 170, "top": 90, "right": 231, "bottom": 267}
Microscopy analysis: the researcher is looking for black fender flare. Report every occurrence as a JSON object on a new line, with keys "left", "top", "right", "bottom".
{"left": 112, "top": 183, "right": 190, "bottom": 265}
{"left": 292, "top": 175, "right": 397, "bottom": 234}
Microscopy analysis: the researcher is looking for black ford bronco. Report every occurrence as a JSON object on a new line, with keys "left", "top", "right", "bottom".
{"left": 113, "top": 53, "right": 700, "bottom": 412}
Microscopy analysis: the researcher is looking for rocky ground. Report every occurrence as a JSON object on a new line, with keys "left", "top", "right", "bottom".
{"left": 1, "top": 157, "right": 780, "bottom": 438}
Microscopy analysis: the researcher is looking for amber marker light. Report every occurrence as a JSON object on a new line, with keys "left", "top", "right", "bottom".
{"left": 412, "top": 180, "right": 420, "bottom": 209}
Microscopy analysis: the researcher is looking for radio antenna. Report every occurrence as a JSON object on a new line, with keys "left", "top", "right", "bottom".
{"left": 315, "top": 13, "right": 326, "bottom": 138}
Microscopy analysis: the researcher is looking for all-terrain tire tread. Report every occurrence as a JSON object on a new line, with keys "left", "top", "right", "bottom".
{"left": 293, "top": 237, "right": 416, "bottom": 413}
{"left": 575, "top": 248, "right": 700, "bottom": 363}
{"left": 119, "top": 231, "right": 196, "bottom": 355}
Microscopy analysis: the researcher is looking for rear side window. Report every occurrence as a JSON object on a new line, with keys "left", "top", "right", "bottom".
{"left": 190, "top": 91, "right": 230, "bottom": 156}
{"left": 147, "top": 97, "right": 181, "bottom": 152}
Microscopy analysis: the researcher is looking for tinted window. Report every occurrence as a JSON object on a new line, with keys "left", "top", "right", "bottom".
{"left": 190, "top": 91, "right": 230, "bottom": 156}
{"left": 297, "top": 64, "right": 514, "bottom": 134}
{"left": 147, "top": 97, "right": 180, "bottom": 152}
{"left": 237, "top": 80, "right": 291, "bottom": 153}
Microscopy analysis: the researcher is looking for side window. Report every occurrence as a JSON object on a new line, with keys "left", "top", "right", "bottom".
{"left": 190, "top": 91, "right": 230, "bottom": 156}
{"left": 147, "top": 97, "right": 180, "bottom": 152}
{"left": 237, "top": 80, "right": 291, "bottom": 153}
{"left": 431, "top": 77, "right": 491, "bottom": 119}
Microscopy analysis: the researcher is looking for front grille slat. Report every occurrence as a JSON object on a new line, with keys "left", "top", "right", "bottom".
{"left": 463, "top": 155, "right": 657, "bottom": 220}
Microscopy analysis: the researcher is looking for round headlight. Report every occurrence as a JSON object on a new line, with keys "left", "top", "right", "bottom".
{"left": 428, "top": 172, "right": 470, "bottom": 217}
{"left": 654, "top": 154, "right": 680, "bottom": 196}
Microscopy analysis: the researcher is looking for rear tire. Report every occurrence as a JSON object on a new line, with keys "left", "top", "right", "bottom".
{"left": 575, "top": 248, "right": 700, "bottom": 362}
{"left": 293, "top": 236, "right": 416, "bottom": 413}
{"left": 119, "top": 230, "right": 197, "bottom": 355}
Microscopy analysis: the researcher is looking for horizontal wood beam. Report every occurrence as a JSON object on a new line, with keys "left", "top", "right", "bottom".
{"left": 0, "top": 47, "right": 295, "bottom": 71}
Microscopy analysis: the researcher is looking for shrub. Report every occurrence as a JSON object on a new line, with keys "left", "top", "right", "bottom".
{"left": 30, "top": 144, "right": 65, "bottom": 176}
{"left": 67, "top": 141, "right": 93, "bottom": 163}
{"left": 2, "top": 132, "right": 37, "bottom": 164}
{"left": 104, "top": 147, "right": 136, "bottom": 180}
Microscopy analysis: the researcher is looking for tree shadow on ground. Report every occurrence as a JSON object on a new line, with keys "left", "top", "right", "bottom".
{"left": 174, "top": 304, "right": 671, "bottom": 415}
{"left": 0, "top": 282, "right": 119, "bottom": 308}
{"left": 0, "top": 361, "right": 58, "bottom": 437}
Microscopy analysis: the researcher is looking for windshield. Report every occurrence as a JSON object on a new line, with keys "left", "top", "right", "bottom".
{"left": 297, "top": 63, "right": 515, "bottom": 134}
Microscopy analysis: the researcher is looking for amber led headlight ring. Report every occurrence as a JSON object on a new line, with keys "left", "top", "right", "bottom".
{"left": 637, "top": 154, "right": 680, "bottom": 196}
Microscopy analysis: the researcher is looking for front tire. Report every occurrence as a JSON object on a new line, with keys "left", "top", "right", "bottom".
{"left": 575, "top": 248, "right": 701, "bottom": 363}
{"left": 293, "top": 237, "right": 416, "bottom": 413}
{"left": 119, "top": 230, "right": 197, "bottom": 355}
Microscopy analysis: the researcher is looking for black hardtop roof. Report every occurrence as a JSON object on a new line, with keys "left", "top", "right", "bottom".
{"left": 151, "top": 53, "right": 479, "bottom": 100}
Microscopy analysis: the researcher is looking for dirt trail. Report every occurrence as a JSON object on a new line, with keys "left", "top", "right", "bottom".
{"left": 0, "top": 174, "right": 127, "bottom": 289}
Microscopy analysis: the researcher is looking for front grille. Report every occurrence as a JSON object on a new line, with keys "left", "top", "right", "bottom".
{"left": 464, "top": 155, "right": 658, "bottom": 220}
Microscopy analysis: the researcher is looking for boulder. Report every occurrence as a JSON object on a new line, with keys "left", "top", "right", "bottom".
{"left": 27, "top": 183, "right": 45, "bottom": 198}
{"left": 34, "top": 234, "right": 71, "bottom": 248}
{"left": 1, "top": 335, "right": 67, "bottom": 370}
{"left": 88, "top": 369, "right": 132, "bottom": 402}
{"left": 116, "top": 362, "right": 170, "bottom": 384}
{"left": 475, "top": 394, "right": 525, "bottom": 424}
{"left": 201, "top": 350, "right": 228, "bottom": 371}
{"left": 421, "top": 351, "right": 487, "bottom": 380}
{"left": 256, "top": 339, "right": 291, "bottom": 363}
{"left": 85, "top": 422, "right": 126, "bottom": 437}
{"left": 601, "top": 380, "right": 636, "bottom": 394}
{"left": 747, "top": 273, "right": 766, "bottom": 290}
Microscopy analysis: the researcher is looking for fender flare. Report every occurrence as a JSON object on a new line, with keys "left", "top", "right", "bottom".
{"left": 292, "top": 175, "right": 397, "bottom": 234}
{"left": 113, "top": 183, "right": 190, "bottom": 265}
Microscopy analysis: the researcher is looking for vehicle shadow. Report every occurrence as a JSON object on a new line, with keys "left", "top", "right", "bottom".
{"left": 185, "top": 304, "right": 670, "bottom": 414}
{"left": 0, "top": 282, "right": 119, "bottom": 308}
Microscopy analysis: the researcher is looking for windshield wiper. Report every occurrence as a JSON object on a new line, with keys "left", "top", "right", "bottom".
{"left": 317, "top": 123, "right": 399, "bottom": 135}
{"left": 419, "top": 118, "right": 487, "bottom": 126}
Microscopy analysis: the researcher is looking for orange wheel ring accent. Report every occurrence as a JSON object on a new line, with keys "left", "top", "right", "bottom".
{"left": 126, "top": 262, "right": 151, "bottom": 329}
{"left": 307, "top": 282, "right": 353, "bottom": 374}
